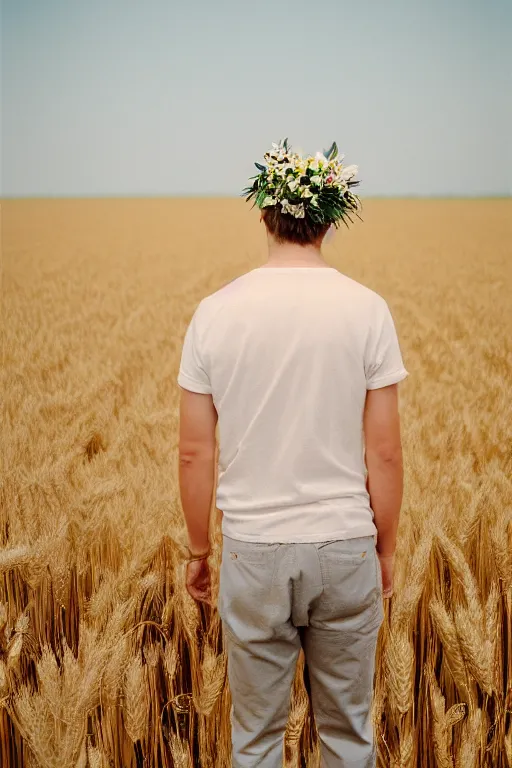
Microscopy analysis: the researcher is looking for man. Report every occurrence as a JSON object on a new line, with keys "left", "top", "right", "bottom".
{"left": 177, "top": 139, "right": 408, "bottom": 768}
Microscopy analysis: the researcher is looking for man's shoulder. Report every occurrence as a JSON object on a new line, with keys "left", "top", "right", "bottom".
{"left": 201, "top": 271, "right": 253, "bottom": 305}
{"left": 336, "top": 271, "right": 385, "bottom": 307}
{"left": 195, "top": 272, "right": 251, "bottom": 324}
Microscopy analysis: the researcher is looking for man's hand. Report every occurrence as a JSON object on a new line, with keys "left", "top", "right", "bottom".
{"left": 186, "top": 557, "right": 213, "bottom": 605}
{"left": 377, "top": 553, "right": 395, "bottom": 599}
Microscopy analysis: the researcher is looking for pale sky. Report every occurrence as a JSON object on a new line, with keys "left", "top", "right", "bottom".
{"left": 1, "top": 0, "right": 511, "bottom": 197}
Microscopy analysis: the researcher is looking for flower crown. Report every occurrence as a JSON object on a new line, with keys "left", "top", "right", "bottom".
{"left": 242, "top": 138, "right": 361, "bottom": 227}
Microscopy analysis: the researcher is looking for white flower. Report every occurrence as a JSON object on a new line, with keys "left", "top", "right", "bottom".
{"left": 262, "top": 196, "right": 277, "bottom": 207}
{"left": 281, "top": 199, "right": 305, "bottom": 218}
{"left": 268, "top": 141, "right": 289, "bottom": 163}
{"left": 338, "top": 164, "right": 358, "bottom": 182}
{"left": 265, "top": 141, "right": 288, "bottom": 165}
{"left": 309, "top": 151, "right": 328, "bottom": 172}
{"left": 301, "top": 187, "right": 313, "bottom": 198}
{"left": 288, "top": 178, "right": 300, "bottom": 192}
{"left": 310, "top": 175, "right": 321, "bottom": 185}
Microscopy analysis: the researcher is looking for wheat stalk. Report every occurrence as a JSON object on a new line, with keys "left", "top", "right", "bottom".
{"left": 101, "top": 634, "right": 129, "bottom": 707}
{"left": 385, "top": 626, "right": 415, "bottom": 715}
{"left": 75, "top": 738, "right": 87, "bottom": 768}
{"left": 393, "top": 532, "right": 433, "bottom": 626}
{"left": 426, "top": 667, "right": 454, "bottom": 768}
{"left": 285, "top": 681, "right": 309, "bottom": 747}
{"left": 37, "top": 645, "right": 63, "bottom": 723}
{"left": 485, "top": 580, "right": 500, "bottom": 693}
{"left": 429, "top": 599, "right": 472, "bottom": 703}
{"left": 490, "top": 513, "right": 512, "bottom": 586}
{"left": 455, "top": 708, "right": 482, "bottom": 768}
{"left": 9, "top": 688, "right": 57, "bottom": 768}
{"left": 123, "top": 655, "right": 148, "bottom": 743}
{"left": 0, "top": 603, "right": 7, "bottom": 634}
{"left": 194, "top": 643, "right": 227, "bottom": 717}
{"left": 436, "top": 530, "right": 483, "bottom": 623}
{"left": 454, "top": 605, "right": 493, "bottom": 695}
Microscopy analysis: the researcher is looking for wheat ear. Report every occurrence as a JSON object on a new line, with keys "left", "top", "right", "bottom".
{"left": 426, "top": 667, "right": 454, "bottom": 768}
{"left": 124, "top": 655, "right": 148, "bottom": 743}
{"left": 385, "top": 627, "right": 415, "bottom": 715}
{"left": 194, "top": 643, "right": 227, "bottom": 716}
{"left": 455, "top": 708, "right": 483, "bottom": 768}
{"left": 454, "top": 605, "right": 493, "bottom": 695}
{"left": 429, "top": 599, "right": 471, "bottom": 703}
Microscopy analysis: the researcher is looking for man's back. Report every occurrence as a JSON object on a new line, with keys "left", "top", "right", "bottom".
{"left": 179, "top": 139, "right": 409, "bottom": 768}
{"left": 177, "top": 265, "right": 408, "bottom": 542}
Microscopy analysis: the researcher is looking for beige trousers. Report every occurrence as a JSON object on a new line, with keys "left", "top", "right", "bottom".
{"left": 218, "top": 534, "right": 384, "bottom": 768}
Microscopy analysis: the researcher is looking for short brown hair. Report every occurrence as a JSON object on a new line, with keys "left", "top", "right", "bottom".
{"left": 262, "top": 207, "right": 330, "bottom": 246}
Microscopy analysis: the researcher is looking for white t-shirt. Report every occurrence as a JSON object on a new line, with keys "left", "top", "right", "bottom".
{"left": 177, "top": 266, "right": 409, "bottom": 543}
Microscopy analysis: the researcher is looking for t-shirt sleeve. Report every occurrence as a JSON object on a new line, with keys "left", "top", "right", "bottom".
{"left": 177, "top": 305, "right": 212, "bottom": 394}
{"left": 365, "top": 299, "right": 409, "bottom": 390}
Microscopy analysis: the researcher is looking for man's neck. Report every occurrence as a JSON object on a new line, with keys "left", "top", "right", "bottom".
{"left": 264, "top": 242, "right": 329, "bottom": 268}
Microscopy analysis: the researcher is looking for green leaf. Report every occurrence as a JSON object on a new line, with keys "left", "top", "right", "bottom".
{"left": 323, "top": 142, "right": 338, "bottom": 161}
{"left": 255, "top": 162, "right": 266, "bottom": 172}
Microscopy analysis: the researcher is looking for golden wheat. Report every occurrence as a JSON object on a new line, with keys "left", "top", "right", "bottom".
{"left": 123, "top": 656, "right": 148, "bottom": 745}
{"left": 1, "top": 199, "right": 511, "bottom": 767}
{"left": 427, "top": 668, "right": 454, "bottom": 768}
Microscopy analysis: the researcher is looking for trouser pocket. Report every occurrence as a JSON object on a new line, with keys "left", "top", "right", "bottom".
{"left": 315, "top": 536, "right": 382, "bottom": 626}
{"left": 219, "top": 537, "right": 280, "bottom": 644}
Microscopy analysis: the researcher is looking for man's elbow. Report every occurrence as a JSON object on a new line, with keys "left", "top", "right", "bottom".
{"left": 366, "top": 444, "right": 403, "bottom": 465}
{"left": 178, "top": 445, "right": 216, "bottom": 464}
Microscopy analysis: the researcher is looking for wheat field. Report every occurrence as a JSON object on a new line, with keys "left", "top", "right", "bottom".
{"left": 1, "top": 198, "right": 511, "bottom": 767}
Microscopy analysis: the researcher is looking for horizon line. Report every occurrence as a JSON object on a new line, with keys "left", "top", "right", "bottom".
{"left": 1, "top": 194, "right": 511, "bottom": 202}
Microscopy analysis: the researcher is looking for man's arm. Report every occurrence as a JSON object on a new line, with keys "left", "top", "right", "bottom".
{"left": 178, "top": 387, "right": 218, "bottom": 555}
{"left": 363, "top": 383, "right": 404, "bottom": 557}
